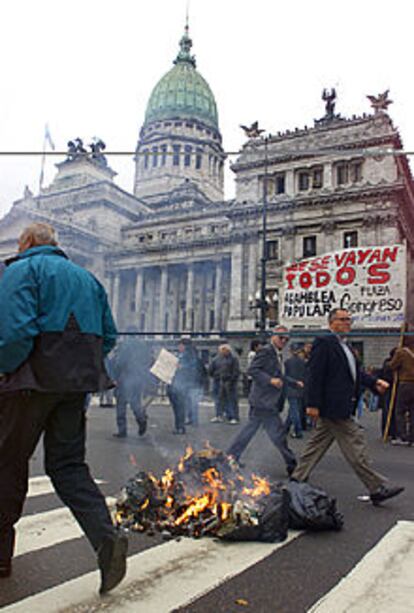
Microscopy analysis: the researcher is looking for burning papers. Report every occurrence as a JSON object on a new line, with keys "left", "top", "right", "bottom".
{"left": 115, "top": 444, "right": 290, "bottom": 542}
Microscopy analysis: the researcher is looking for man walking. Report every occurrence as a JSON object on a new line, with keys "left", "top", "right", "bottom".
{"left": 112, "top": 334, "right": 149, "bottom": 438}
{"left": 227, "top": 326, "right": 301, "bottom": 475}
{"left": 291, "top": 308, "right": 404, "bottom": 505}
{"left": 209, "top": 344, "right": 240, "bottom": 424}
{"left": 0, "top": 223, "right": 127, "bottom": 592}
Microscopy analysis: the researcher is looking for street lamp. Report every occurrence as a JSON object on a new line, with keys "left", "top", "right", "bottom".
{"left": 248, "top": 288, "right": 279, "bottom": 330}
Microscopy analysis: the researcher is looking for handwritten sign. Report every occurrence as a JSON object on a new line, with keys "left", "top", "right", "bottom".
{"left": 280, "top": 244, "right": 406, "bottom": 328}
{"left": 150, "top": 348, "right": 179, "bottom": 384}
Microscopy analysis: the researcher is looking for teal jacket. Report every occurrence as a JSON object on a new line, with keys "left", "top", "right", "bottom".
{"left": 0, "top": 245, "right": 117, "bottom": 392}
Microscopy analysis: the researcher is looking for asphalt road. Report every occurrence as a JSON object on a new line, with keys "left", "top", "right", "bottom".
{"left": 1, "top": 397, "right": 412, "bottom": 612}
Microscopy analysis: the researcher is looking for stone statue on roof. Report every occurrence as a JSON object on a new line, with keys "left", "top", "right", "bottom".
{"left": 322, "top": 88, "right": 336, "bottom": 119}
{"left": 367, "top": 90, "right": 393, "bottom": 114}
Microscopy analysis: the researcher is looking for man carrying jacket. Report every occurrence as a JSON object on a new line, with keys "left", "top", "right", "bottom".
{"left": 0, "top": 223, "right": 127, "bottom": 593}
{"left": 291, "top": 308, "right": 404, "bottom": 505}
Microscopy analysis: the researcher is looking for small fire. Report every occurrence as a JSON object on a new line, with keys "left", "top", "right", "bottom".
{"left": 242, "top": 474, "right": 271, "bottom": 498}
{"left": 116, "top": 444, "right": 276, "bottom": 539}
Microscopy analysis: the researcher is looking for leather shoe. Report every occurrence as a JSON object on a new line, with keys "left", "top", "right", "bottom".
{"left": 98, "top": 532, "right": 128, "bottom": 595}
{"left": 138, "top": 415, "right": 147, "bottom": 436}
{"left": 113, "top": 432, "right": 127, "bottom": 438}
{"left": 286, "top": 463, "right": 297, "bottom": 477}
{"left": 370, "top": 485, "right": 405, "bottom": 506}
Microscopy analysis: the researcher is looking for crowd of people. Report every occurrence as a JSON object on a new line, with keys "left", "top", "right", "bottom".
{"left": 0, "top": 223, "right": 411, "bottom": 593}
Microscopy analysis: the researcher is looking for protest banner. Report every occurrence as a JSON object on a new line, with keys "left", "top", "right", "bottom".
{"left": 280, "top": 244, "right": 406, "bottom": 328}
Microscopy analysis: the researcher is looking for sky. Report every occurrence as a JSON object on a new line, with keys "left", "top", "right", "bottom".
{"left": 1, "top": 0, "right": 413, "bottom": 218}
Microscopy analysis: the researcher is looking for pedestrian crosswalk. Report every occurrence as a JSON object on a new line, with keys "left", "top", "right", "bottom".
{"left": 3, "top": 476, "right": 412, "bottom": 613}
{"left": 2, "top": 475, "right": 302, "bottom": 612}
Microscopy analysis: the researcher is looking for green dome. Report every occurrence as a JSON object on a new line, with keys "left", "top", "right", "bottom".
{"left": 144, "top": 27, "right": 219, "bottom": 130}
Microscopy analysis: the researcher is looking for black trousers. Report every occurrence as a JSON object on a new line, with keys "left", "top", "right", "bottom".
{"left": 0, "top": 391, "right": 115, "bottom": 561}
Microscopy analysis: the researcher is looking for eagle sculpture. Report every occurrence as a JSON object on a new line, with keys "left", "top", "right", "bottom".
{"left": 367, "top": 90, "right": 393, "bottom": 114}
{"left": 240, "top": 121, "right": 265, "bottom": 138}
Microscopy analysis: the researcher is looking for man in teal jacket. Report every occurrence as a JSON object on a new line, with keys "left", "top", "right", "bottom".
{"left": 0, "top": 223, "right": 127, "bottom": 594}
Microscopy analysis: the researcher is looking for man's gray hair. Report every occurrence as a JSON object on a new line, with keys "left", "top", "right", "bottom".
{"left": 328, "top": 308, "right": 348, "bottom": 323}
{"left": 19, "top": 223, "right": 58, "bottom": 247}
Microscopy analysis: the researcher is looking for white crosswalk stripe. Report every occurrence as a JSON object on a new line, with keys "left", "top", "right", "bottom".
{"left": 27, "top": 476, "right": 105, "bottom": 498}
{"left": 16, "top": 497, "right": 117, "bottom": 557}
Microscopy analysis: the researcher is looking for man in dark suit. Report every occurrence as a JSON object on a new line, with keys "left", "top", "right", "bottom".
{"left": 292, "top": 308, "right": 404, "bottom": 505}
{"left": 227, "top": 326, "right": 302, "bottom": 476}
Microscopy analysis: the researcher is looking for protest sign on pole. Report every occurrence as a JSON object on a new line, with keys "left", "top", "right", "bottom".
{"left": 280, "top": 244, "right": 406, "bottom": 328}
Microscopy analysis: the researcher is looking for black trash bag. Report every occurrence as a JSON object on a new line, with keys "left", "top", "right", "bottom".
{"left": 286, "top": 481, "right": 343, "bottom": 531}
{"left": 220, "top": 487, "right": 290, "bottom": 543}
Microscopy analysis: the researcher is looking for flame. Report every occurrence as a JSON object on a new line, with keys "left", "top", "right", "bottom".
{"left": 220, "top": 502, "right": 232, "bottom": 521}
{"left": 175, "top": 494, "right": 211, "bottom": 525}
{"left": 203, "top": 468, "right": 226, "bottom": 491}
{"left": 161, "top": 468, "right": 174, "bottom": 489}
{"left": 242, "top": 474, "right": 271, "bottom": 498}
{"left": 178, "top": 446, "right": 194, "bottom": 472}
{"left": 140, "top": 499, "right": 149, "bottom": 510}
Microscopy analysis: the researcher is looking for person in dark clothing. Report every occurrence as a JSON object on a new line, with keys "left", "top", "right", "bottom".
{"left": 209, "top": 344, "right": 240, "bottom": 424}
{"left": 168, "top": 339, "right": 201, "bottom": 433}
{"left": 112, "top": 336, "right": 150, "bottom": 438}
{"left": 389, "top": 336, "right": 414, "bottom": 445}
{"left": 0, "top": 223, "right": 127, "bottom": 592}
{"left": 378, "top": 348, "right": 397, "bottom": 440}
{"left": 292, "top": 308, "right": 404, "bottom": 505}
{"left": 184, "top": 345, "right": 207, "bottom": 427}
{"left": 284, "top": 345, "right": 307, "bottom": 438}
{"left": 227, "top": 326, "right": 300, "bottom": 475}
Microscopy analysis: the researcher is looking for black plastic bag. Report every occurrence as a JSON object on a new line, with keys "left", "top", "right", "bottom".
{"left": 286, "top": 481, "right": 343, "bottom": 531}
{"left": 220, "top": 488, "right": 290, "bottom": 543}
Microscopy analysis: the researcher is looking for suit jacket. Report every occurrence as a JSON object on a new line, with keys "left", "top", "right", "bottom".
{"left": 307, "top": 333, "right": 376, "bottom": 420}
{"left": 285, "top": 355, "right": 307, "bottom": 399}
{"left": 248, "top": 344, "right": 298, "bottom": 412}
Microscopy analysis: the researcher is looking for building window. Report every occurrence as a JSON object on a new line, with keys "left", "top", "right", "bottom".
{"left": 298, "top": 171, "right": 310, "bottom": 191}
{"left": 336, "top": 163, "right": 348, "bottom": 185}
{"left": 196, "top": 149, "right": 202, "bottom": 169}
{"left": 303, "top": 235, "right": 317, "bottom": 258}
{"left": 209, "top": 310, "right": 215, "bottom": 330}
{"left": 173, "top": 145, "right": 180, "bottom": 166}
{"left": 276, "top": 173, "right": 285, "bottom": 194}
{"left": 344, "top": 231, "right": 358, "bottom": 248}
{"left": 350, "top": 160, "right": 363, "bottom": 183}
{"left": 184, "top": 145, "right": 192, "bottom": 167}
{"left": 140, "top": 312, "right": 146, "bottom": 330}
{"left": 267, "top": 239, "right": 280, "bottom": 260}
{"left": 312, "top": 167, "right": 323, "bottom": 189}
{"left": 161, "top": 144, "right": 167, "bottom": 166}
{"left": 152, "top": 146, "right": 158, "bottom": 167}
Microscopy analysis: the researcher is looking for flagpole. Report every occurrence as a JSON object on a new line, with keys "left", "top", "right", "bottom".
{"left": 39, "top": 130, "right": 47, "bottom": 193}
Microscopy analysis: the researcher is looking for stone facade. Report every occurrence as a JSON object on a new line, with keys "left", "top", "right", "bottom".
{"left": 0, "top": 28, "right": 413, "bottom": 366}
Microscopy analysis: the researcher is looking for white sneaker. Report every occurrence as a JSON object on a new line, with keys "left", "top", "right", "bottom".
{"left": 210, "top": 416, "right": 224, "bottom": 423}
{"left": 228, "top": 419, "right": 239, "bottom": 425}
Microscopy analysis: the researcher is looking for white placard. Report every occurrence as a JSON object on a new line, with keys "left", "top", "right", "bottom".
{"left": 150, "top": 348, "right": 179, "bottom": 384}
{"left": 280, "top": 244, "right": 406, "bottom": 328}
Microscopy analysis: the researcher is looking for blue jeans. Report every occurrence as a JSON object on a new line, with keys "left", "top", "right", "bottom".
{"left": 285, "top": 397, "right": 303, "bottom": 437}
{"left": 115, "top": 386, "right": 146, "bottom": 435}
{"left": 227, "top": 409, "right": 296, "bottom": 469}
{"left": 186, "top": 388, "right": 202, "bottom": 426}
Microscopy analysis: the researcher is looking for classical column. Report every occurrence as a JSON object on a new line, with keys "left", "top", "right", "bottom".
{"left": 134, "top": 269, "right": 144, "bottom": 319}
{"left": 214, "top": 260, "right": 223, "bottom": 330}
{"left": 285, "top": 169, "right": 295, "bottom": 196}
{"left": 228, "top": 243, "right": 243, "bottom": 325}
{"left": 323, "top": 162, "right": 333, "bottom": 189}
{"left": 185, "top": 263, "right": 194, "bottom": 331}
{"left": 111, "top": 272, "right": 120, "bottom": 325}
{"left": 158, "top": 267, "right": 168, "bottom": 332}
